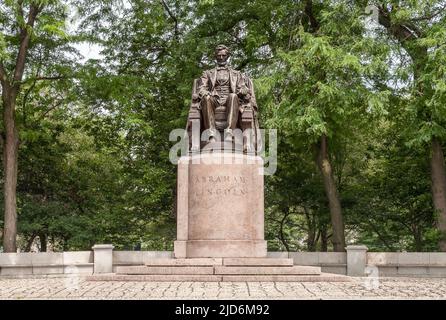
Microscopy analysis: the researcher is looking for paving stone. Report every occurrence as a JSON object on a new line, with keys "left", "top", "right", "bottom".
{"left": 1, "top": 276, "right": 446, "bottom": 299}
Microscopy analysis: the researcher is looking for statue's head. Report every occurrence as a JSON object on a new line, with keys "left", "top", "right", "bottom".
{"left": 215, "top": 44, "right": 230, "bottom": 67}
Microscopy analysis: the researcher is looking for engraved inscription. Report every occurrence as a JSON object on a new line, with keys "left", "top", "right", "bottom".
{"left": 191, "top": 175, "right": 248, "bottom": 197}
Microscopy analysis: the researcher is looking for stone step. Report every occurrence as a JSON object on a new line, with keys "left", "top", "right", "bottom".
{"left": 223, "top": 258, "right": 293, "bottom": 266}
{"left": 116, "top": 266, "right": 214, "bottom": 275}
{"left": 144, "top": 258, "right": 223, "bottom": 266}
{"left": 88, "top": 274, "right": 222, "bottom": 282}
{"left": 87, "top": 273, "right": 351, "bottom": 282}
{"left": 221, "top": 273, "right": 351, "bottom": 282}
{"left": 215, "top": 266, "right": 321, "bottom": 275}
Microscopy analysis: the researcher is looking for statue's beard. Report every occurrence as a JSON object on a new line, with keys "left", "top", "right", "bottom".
{"left": 217, "top": 60, "right": 228, "bottom": 67}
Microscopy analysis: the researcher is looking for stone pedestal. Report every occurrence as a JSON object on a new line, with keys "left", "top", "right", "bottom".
{"left": 92, "top": 244, "right": 114, "bottom": 274}
{"left": 346, "top": 245, "right": 368, "bottom": 276}
{"left": 174, "top": 152, "right": 267, "bottom": 258}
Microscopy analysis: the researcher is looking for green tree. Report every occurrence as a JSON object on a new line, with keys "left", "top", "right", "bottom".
{"left": 361, "top": 0, "right": 446, "bottom": 250}
{"left": 0, "top": 0, "right": 78, "bottom": 251}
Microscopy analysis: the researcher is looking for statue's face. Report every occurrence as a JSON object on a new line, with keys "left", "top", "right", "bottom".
{"left": 216, "top": 50, "right": 229, "bottom": 66}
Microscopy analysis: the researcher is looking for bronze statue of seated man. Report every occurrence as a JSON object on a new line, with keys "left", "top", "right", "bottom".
{"left": 196, "top": 44, "right": 252, "bottom": 142}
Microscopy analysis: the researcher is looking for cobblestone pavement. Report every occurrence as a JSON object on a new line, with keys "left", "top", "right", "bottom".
{"left": 1, "top": 277, "right": 446, "bottom": 299}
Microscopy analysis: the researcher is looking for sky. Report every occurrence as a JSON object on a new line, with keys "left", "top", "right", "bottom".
{"left": 75, "top": 42, "right": 103, "bottom": 62}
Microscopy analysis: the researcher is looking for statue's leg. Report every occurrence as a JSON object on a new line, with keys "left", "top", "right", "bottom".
{"left": 225, "top": 93, "right": 240, "bottom": 139}
{"left": 201, "top": 95, "right": 218, "bottom": 140}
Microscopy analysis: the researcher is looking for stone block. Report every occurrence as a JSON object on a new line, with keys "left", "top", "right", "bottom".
{"left": 92, "top": 244, "right": 114, "bottom": 274}
{"left": 144, "top": 251, "right": 174, "bottom": 259}
{"left": 176, "top": 157, "right": 189, "bottom": 241}
{"left": 64, "top": 264, "right": 93, "bottom": 274}
{"left": 377, "top": 266, "right": 398, "bottom": 276}
{"left": 346, "top": 245, "right": 368, "bottom": 277}
{"left": 367, "top": 252, "right": 399, "bottom": 266}
{"left": 289, "top": 252, "right": 319, "bottom": 265}
{"left": 113, "top": 251, "right": 174, "bottom": 264}
{"left": 214, "top": 265, "right": 320, "bottom": 275}
{"left": 63, "top": 251, "right": 93, "bottom": 264}
{"left": 31, "top": 253, "right": 63, "bottom": 266}
{"left": 398, "top": 252, "right": 429, "bottom": 266}
{"left": 222, "top": 274, "right": 350, "bottom": 282}
{"left": 319, "top": 252, "right": 346, "bottom": 265}
{"left": 321, "top": 266, "right": 346, "bottom": 275}
{"left": 428, "top": 266, "right": 446, "bottom": 276}
{"left": 145, "top": 258, "right": 222, "bottom": 266}
{"left": 174, "top": 241, "right": 187, "bottom": 258}
{"left": 0, "top": 253, "right": 32, "bottom": 266}
{"left": 87, "top": 274, "right": 223, "bottom": 282}
{"left": 223, "top": 258, "right": 293, "bottom": 266}
{"left": 397, "top": 266, "right": 428, "bottom": 276}
{"left": 116, "top": 266, "right": 214, "bottom": 275}
{"left": 176, "top": 153, "right": 267, "bottom": 258}
{"left": 267, "top": 252, "right": 289, "bottom": 259}
{"left": 185, "top": 240, "right": 267, "bottom": 258}
{"left": 0, "top": 266, "right": 33, "bottom": 276}
{"left": 113, "top": 251, "right": 143, "bottom": 264}
{"left": 32, "top": 265, "right": 64, "bottom": 275}
{"left": 429, "top": 253, "right": 446, "bottom": 266}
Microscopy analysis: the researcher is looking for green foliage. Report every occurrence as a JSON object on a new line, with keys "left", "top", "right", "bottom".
{"left": 2, "top": 0, "right": 446, "bottom": 252}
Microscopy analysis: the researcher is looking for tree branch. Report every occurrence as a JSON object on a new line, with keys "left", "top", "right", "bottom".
{"left": 160, "top": 0, "right": 179, "bottom": 38}
{"left": 39, "top": 98, "right": 65, "bottom": 120}
{"left": 410, "top": 5, "right": 446, "bottom": 22}
{"left": 0, "top": 62, "right": 7, "bottom": 85}
{"left": 378, "top": 6, "right": 422, "bottom": 42}
{"left": 22, "top": 80, "right": 36, "bottom": 126}
{"left": 304, "top": 0, "right": 320, "bottom": 33}
{"left": 22, "top": 75, "right": 65, "bottom": 85}
{"left": 13, "top": 4, "right": 41, "bottom": 84}
{"left": 377, "top": 5, "right": 427, "bottom": 66}
{"left": 35, "top": 75, "right": 65, "bottom": 81}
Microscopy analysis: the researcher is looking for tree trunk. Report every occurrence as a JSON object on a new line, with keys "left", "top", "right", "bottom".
{"left": 0, "top": 3, "right": 40, "bottom": 253}
{"left": 24, "top": 233, "right": 37, "bottom": 252}
{"left": 39, "top": 233, "right": 47, "bottom": 252}
{"left": 304, "top": 206, "right": 317, "bottom": 251}
{"left": 430, "top": 138, "right": 446, "bottom": 251}
{"left": 317, "top": 134, "right": 345, "bottom": 252}
{"left": 2, "top": 92, "right": 19, "bottom": 253}
{"left": 320, "top": 226, "right": 328, "bottom": 252}
{"left": 279, "top": 208, "right": 290, "bottom": 252}
{"left": 413, "top": 227, "right": 422, "bottom": 252}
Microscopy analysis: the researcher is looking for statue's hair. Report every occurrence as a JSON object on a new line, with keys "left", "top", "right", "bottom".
{"left": 215, "top": 44, "right": 231, "bottom": 56}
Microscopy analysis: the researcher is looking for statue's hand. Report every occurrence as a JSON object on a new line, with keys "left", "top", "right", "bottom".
{"left": 198, "top": 90, "right": 210, "bottom": 99}
{"left": 240, "top": 87, "right": 248, "bottom": 96}
{"left": 192, "top": 93, "right": 200, "bottom": 101}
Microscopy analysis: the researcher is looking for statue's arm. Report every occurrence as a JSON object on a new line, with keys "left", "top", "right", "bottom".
{"left": 237, "top": 73, "right": 258, "bottom": 111}
{"left": 197, "top": 70, "right": 210, "bottom": 98}
{"left": 236, "top": 72, "right": 249, "bottom": 98}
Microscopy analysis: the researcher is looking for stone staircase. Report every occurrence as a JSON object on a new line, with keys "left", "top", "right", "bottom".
{"left": 87, "top": 258, "right": 351, "bottom": 282}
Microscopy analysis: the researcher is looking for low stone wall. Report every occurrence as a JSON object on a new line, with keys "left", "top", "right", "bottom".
{"left": 367, "top": 252, "right": 446, "bottom": 277}
{"left": 269, "top": 252, "right": 347, "bottom": 275}
{"left": 112, "top": 251, "right": 173, "bottom": 272}
{"left": 1, "top": 247, "right": 446, "bottom": 278}
{"left": 0, "top": 251, "right": 93, "bottom": 277}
